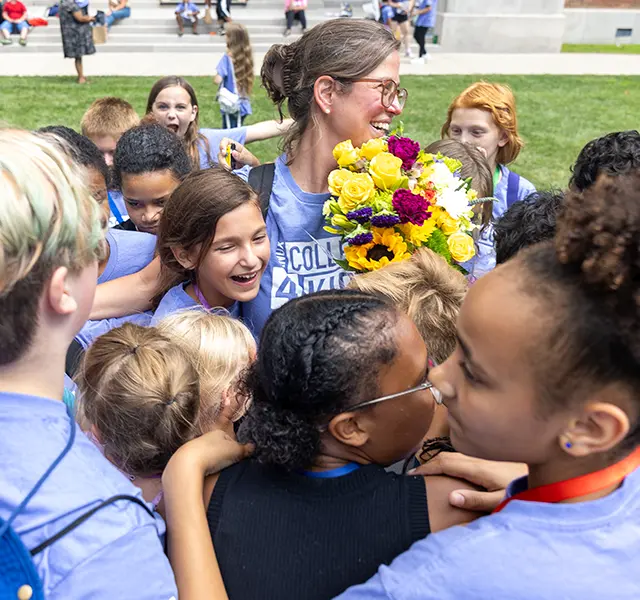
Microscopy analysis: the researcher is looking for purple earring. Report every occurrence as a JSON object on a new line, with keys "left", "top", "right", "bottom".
{"left": 565, "top": 441, "right": 572, "bottom": 449}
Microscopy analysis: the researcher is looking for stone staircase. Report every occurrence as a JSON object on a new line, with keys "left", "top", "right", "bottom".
{"left": 2, "top": 0, "right": 336, "bottom": 53}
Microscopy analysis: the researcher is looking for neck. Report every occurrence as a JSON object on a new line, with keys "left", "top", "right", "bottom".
{"left": 0, "top": 345, "right": 66, "bottom": 401}
{"left": 289, "top": 125, "right": 342, "bottom": 194}
{"left": 527, "top": 453, "right": 627, "bottom": 504}
{"left": 133, "top": 475, "right": 163, "bottom": 503}
{"left": 186, "top": 280, "right": 234, "bottom": 310}
{"left": 308, "top": 436, "right": 374, "bottom": 471}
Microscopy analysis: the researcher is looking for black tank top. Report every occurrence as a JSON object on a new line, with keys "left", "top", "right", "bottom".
{"left": 207, "top": 460, "right": 430, "bottom": 600}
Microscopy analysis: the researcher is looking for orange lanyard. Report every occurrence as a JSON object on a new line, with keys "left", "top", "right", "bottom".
{"left": 493, "top": 447, "right": 640, "bottom": 514}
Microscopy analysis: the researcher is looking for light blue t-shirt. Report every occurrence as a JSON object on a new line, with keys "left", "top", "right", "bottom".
{"left": 241, "top": 155, "right": 351, "bottom": 337}
{"left": 0, "top": 392, "right": 177, "bottom": 599}
{"left": 380, "top": 4, "right": 395, "bottom": 23}
{"left": 76, "top": 313, "right": 152, "bottom": 350}
{"left": 216, "top": 53, "right": 252, "bottom": 118}
{"left": 198, "top": 126, "right": 247, "bottom": 170}
{"left": 337, "top": 467, "right": 640, "bottom": 599}
{"left": 493, "top": 164, "right": 536, "bottom": 220}
{"left": 108, "top": 189, "right": 129, "bottom": 227}
{"left": 98, "top": 228, "right": 157, "bottom": 285}
{"left": 415, "top": 0, "right": 436, "bottom": 27}
{"left": 151, "top": 282, "right": 240, "bottom": 325}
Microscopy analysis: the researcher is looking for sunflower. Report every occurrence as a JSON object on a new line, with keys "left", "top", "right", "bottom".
{"left": 397, "top": 216, "right": 437, "bottom": 246}
{"left": 344, "top": 228, "right": 411, "bottom": 272}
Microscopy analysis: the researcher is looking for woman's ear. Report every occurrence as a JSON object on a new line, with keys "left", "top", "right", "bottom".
{"left": 313, "top": 76, "right": 339, "bottom": 115}
{"left": 190, "top": 104, "right": 198, "bottom": 124}
{"left": 171, "top": 245, "right": 197, "bottom": 270}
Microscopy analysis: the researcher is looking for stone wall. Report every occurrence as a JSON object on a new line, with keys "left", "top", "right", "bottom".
{"left": 565, "top": 1, "right": 640, "bottom": 8}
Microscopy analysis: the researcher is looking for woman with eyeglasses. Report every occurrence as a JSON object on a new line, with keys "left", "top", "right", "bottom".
{"left": 161, "top": 289, "right": 480, "bottom": 600}
{"left": 241, "top": 18, "right": 409, "bottom": 338}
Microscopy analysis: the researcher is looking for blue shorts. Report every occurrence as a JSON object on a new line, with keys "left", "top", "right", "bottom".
{"left": 0, "top": 21, "right": 29, "bottom": 34}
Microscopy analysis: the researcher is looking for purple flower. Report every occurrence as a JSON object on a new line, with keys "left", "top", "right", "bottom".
{"left": 346, "top": 207, "right": 373, "bottom": 224}
{"left": 392, "top": 189, "right": 432, "bottom": 225}
{"left": 388, "top": 136, "right": 421, "bottom": 170}
{"left": 349, "top": 232, "right": 374, "bottom": 246}
{"left": 371, "top": 213, "right": 401, "bottom": 228}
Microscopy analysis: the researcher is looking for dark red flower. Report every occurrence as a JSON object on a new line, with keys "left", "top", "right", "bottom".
{"left": 388, "top": 136, "right": 421, "bottom": 170}
{"left": 392, "top": 189, "right": 432, "bottom": 225}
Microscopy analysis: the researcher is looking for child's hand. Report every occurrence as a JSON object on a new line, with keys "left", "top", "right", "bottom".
{"left": 164, "top": 429, "right": 254, "bottom": 482}
{"left": 218, "top": 138, "right": 261, "bottom": 170}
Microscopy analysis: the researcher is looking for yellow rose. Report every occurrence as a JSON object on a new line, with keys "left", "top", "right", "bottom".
{"left": 328, "top": 169, "right": 352, "bottom": 197}
{"left": 369, "top": 152, "right": 404, "bottom": 191}
{"left": 333, "top": 140, "right": 360, "bottom": 168}
{"left": 338, "top": 173, "right": 375, "bottom": 212}
{"left": 438, "top": 211, "right": 460, "bottom": 235}
{"left": 447, "top": 231, "right": 476, "bottom": 263}
{"left": 360, "top": 138, "right": 388, "bottom": 161}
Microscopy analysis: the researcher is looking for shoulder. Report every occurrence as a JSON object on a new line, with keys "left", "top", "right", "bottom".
{"left": 151, "top": 283, "right": 198, "bottom": 324}
{"left": 424, "top": 475, "right": 483, "bottom": 532}
{"left": 4, "top": 425, "right": 167, "bottom": 594}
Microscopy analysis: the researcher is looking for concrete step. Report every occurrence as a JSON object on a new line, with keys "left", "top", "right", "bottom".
{"left": 29, "top": 22, "right": 311, "bottom": 34}
{"left": 23, "top": 30, "right": 305, "bottom": 42}
{"left": 0, "top": 39, "right": 308, "bottom": 51}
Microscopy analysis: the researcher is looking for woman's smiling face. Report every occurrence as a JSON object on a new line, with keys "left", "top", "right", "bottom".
{"left": 329, "top": 52, "right": 404, "bottom": 148}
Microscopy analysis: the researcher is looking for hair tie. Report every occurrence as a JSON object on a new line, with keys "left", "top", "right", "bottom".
{"left": 130, "top": 345, "right": 139, "bottom": 355}
{"left": 166, "top": 397, "right": 176, "bottom": 406}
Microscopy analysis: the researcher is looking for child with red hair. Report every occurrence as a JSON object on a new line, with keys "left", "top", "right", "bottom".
{"left": 441, "top": 82, "right": 535, "bottom": 220}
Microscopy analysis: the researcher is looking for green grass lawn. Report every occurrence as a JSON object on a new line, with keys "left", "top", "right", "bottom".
{"left": 0, "top": 75, "right": 638, "bottom": 189}
{"left": 562, "top": 43, "right": 640, "bottom": 54}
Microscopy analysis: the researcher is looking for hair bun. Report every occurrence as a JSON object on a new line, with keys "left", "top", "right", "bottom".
{"left": 556, "top": 173, "right": 640, "bottom": 299}
{"left": 261, "top": 43, "right": 292, "bottom": 104}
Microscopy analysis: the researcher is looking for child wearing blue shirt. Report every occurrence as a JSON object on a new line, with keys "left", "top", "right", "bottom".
{"left": 338, "top": 174, "right": 640, "bottom": 600}
{"left": 175, "top": 0, "right": 199, "bottom": 35}
{"left": 213, "top": 23, "right": 254, "bottom": 129}
{"left": 410, "top": 0, "right": 436, "bottom": 61}
{"left": 442, "top": 81, "right": 536, "bottom": 221}
{"left": 151, "top": 166, "right": 270, "bottom": 336}
{"left": 0, "top": 130, "right": 177, "bottom": 599}
{"left": 81, "top": 96, "right": 141, "bottom": 227}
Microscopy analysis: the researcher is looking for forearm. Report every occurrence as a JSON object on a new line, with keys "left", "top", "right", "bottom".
{"left": 90, "top": 256, "right": 160, "bottom": 319}
{"left": 164, "top": 468, "right": 228, "bottom": 600}
{"left": 245, "top": 118, "right": 293, "bottom": 143}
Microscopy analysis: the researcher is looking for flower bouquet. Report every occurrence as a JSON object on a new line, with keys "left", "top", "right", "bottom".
{"left": 323, "top": 135, "right": 479, "bottom": 272}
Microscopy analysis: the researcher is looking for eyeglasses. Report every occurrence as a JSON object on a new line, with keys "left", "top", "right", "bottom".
{"left": 347, "top": 376, "right": 442, "bottom": 412}
{"left": 317, "top": 359, "right": 442, "bottom": 432}
{"left": 350, "top": 78, "right": 408, "bottom": 109}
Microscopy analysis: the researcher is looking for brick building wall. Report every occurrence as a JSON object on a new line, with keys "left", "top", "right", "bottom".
{"left": 565, "top": 0, "right": 640, "bottom": 8}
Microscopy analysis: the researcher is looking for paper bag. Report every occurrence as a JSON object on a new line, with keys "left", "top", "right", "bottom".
{"left": 204, "top": 7, "right": 213, "bottom": 24}
{"left": 92, "top": 24, "right": 107, "bottom": 45}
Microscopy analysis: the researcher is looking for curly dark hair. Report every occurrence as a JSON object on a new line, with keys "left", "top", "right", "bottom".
{"left": 494, "top": 189, "right": 564, "bottom": 265}
{"left": 518, "top": 173, "right": 640, "bottom": 452}
{"left": 112, "top": 123, "right": 192, "bottom": 190}
{"left": 569, "top": 130, "right": 640, "bottom": 192}
{"left": 238, "top": 290, "right": 399, "bottom": 471}
{"left": 38, "top": 125, "right": 110, "bottom": 187}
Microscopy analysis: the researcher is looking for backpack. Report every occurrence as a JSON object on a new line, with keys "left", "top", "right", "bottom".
{"left": 248, "top": 163, "right": 275, "bottom": 217}
{"left": 0, "top": 410, "right": 153, "bottom": 600}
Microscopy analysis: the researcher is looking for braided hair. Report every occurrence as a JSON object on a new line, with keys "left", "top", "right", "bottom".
{"left": 238, "top": 290, "right": 398, "bottom": 471}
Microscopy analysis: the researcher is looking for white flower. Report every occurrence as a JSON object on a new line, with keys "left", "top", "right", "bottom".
{"left": 436, "top": 186, "right": 472, "bottom": 220}
{"left": 429, "top": 161, "right": 457, "bottom": 190}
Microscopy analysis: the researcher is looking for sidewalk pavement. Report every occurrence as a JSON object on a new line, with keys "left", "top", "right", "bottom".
{"left": 1, "top": 51, "right": 639, "bottom": 77}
